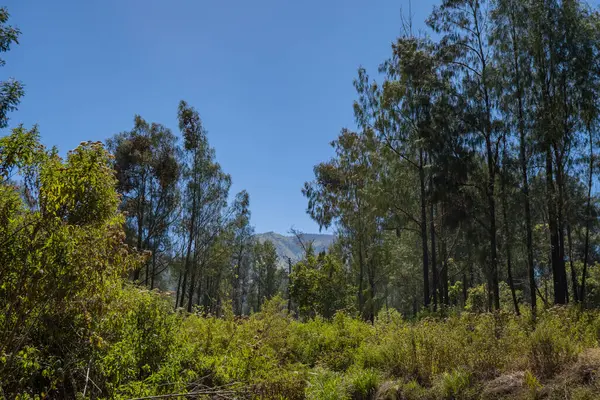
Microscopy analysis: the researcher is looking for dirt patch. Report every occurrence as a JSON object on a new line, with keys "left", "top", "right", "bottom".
{"left": 538, "top": 348, "right": 600, "bottom": 398}
{"left": 480, "top": 371, "right": 525, "bottom": 399}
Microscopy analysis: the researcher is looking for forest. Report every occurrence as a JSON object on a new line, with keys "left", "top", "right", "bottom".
{"left": 4, "top": 0, "right": 600, "bottom": 398}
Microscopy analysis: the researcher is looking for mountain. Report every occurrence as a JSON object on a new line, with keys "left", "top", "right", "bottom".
{"left": 255, "top": 232, "right": 335, "bottom": 266}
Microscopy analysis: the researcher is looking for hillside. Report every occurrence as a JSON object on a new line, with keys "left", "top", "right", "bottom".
{"left": 255, "top": 232, "right": 335, "bottom": 265}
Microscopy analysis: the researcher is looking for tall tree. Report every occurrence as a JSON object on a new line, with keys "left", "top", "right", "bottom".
{"left": 428, "top": 0, "right": 502, "bottom": 310}
{"left": 230, "top": 190, "right": 253, "bottom": 314}
{"left": 177, "top": 100, "right": 231, "bottom": 312}
{"left": 492, "top": 0, "right": 538, "bottom": 315}
{"left": 108, "top": 116, "right": 180, "bottom": 285}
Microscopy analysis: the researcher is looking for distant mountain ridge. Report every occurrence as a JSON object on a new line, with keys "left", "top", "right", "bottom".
{"left": 255, "top": 232, "right": 335, "bottom": 266}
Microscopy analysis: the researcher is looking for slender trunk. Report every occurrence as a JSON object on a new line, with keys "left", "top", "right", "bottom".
{"left": 442, "top": 237, "right": 449, "bottom": 305}
{"left": 515, "top": 56, "right": 537, "bottom": 316}
{"left": 468, "top": 240, "right": 473, "bottom": 294}
{"left": 144, "top": 256, "right": 149, "bottom": 286}
{"left": 581, "top": 128, "right": 593, "bottom": 304}
{"left": 257, "top": 266, "right": 262, "bottom": 312}
{"left": 150, "top": 246, "right": 157, "bottom": 289}
{"left": 486, "top": 137, "right": 500, "bottom": 311}
{"left": 368, "top": 259, "right": 376, "bottom": 323}
{"left": 439, "top": 207, "right": 448, "bottom": 306}
{"left": 412, "top": 295, "right": 417, "bottom": 317}
{"left": 419, "top": 148, "right": 430, "bottom": 307}
{"left": 505, "top": 221, "right": 520, "bottom": 315}
{"left": 287, "top": 257, "right": 293, "bottom": 313}
{"left": 547, "top": 148, "right": 566, "bottom": 304}
{"left": 501, "top": 169, "right": 520, "bottom": 316}
{"left": 180, "top": 229, "right": 194, "bottom": 309}
{"left": 462, "top": 271, "right": 468, "bottom": 306}
{"left": 501, "top": 136, "right": 520, "bottom": 315}
{"left": 134, "top": 205, "right": 144, "bottom": 282}
{"left": 430, "top": 195, "right": 438, "bottom": 311}
{"left": 511, "top": 0, "right": 537, "bottom": 318}
{"left": 196, "top": 257, "right": 206, "bottom": 308}
{"left": 567, "top": 224, "right": 578, "bottom": 302}
{"left": 357, "top": 236, "right": 365, "bottom": 316}
{"left": 233, "top": 242, "right": 244, "bottom": 315}
{"left": 175, "top": 269, "right": 182, "bottom": 310}
{"left": 180, "top": 176, "right": 198, "bottom": 309}
{"left": 555, "top": 146, "right": 569, "bottom": 303}
{"left": 475, "top": 3, "right": 499, "bottom": 311}
{"left": 187, "top": 249, "right": 198, "bottom": 312}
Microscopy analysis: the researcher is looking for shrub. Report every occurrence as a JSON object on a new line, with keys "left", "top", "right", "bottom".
{"left": 434, "top": 369, "right": 472, "bottom": 399}
{"left": 529, "top": 313, "right": 578, "bottom": 378}
{"left": 346, "top": 367, "right": 380, "bottom": 399}
{"left": 305, "top": 368, "right": 349, "bottom": 400}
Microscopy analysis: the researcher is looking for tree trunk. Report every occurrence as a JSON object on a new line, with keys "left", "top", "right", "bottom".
{"left": 175, "top": 269, "right": 182, "bottom": 310}
{"left": 357, "top": 236, "right": 365, "bottom": 316}
{"left": 419, "top": 148, "right": 430, "bottom": 308}
{"left": 134, "top": 204, "right": 144, "bottom": 282}
{"left": 554, "top": 145, "right": 569, "bottom": 303}
{"left": 547, "top": 148, "right": 566, "bottom": 304}
{"left": 581, "top": 128, "right": 594, "bottom": 304}
{"left": 462, "top": 271, "right": 468, "bottom": 306}
{"left": 486, "top": 137, "right": 500, "bottom": 311}
{"left": 567, "top": 224, "right": 578, "bottom": 303}
{"left": 501, "top": 174, "right": 520, "bottom": 316}
{"left": 368, "top": 260, "right": 376, "bottom": 323}
{"left": 150, "top": 246, "right": 157, "bottom": 289}
{"left": 440, "top": 222, "right": 449, "bottom": 306}
{"left": 187, "top": 250, "right": 198, "bottom": 312}
{"left": 501, "top": 138, "right": 520, "bottom": 316}
{"left": 430, "top": 196, "right": 438, "bottom": 311}
{"left": 510, "top": 0, "right": 536, "bottom": 319}
{"left": 179, "top": 180, "right": 197, "bottom": 309}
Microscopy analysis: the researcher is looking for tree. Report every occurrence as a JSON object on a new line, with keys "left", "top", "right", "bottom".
{"left": 0, "top": 130, "right": 141, "bottom": 395}
{"left": 250, "top": 239, "right": 280, "bottom": 312}
{"left": 289, "top": 250, "right": 354, "bottom": 319}
{"left": 108, "top": 116, "right": 180, "bottom": 286}
{"left": 0, "top": 7, "right": 23, "bottom": 130}
{"left": 229, "top": 190, "right": 253, "bottom": 314}
{"left": 303, "top": 128, "right": 382, "bottom": 321}
{"left": 177, "top": 100, "right": 231, "bottom": 313}
{"left": 428, "top": 0, "right": 502, "bottom": 310}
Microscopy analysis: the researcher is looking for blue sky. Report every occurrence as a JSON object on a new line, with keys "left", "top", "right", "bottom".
{"left": 3, "top": 0, "right": 437, "bottom": 234}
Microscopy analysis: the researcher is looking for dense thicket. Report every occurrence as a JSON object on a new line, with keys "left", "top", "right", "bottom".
{"left": 304, "top": 0, "right": 600, "bottom": 318}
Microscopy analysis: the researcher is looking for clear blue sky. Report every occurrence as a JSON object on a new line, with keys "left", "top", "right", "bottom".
{"left": 3, "top": 0, "right": 437, "bottom": 234}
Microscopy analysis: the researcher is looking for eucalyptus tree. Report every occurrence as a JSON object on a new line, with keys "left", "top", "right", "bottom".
{"left": 176, "top": 100, "right": 231, "bottom": 312}
{"left": 108, "top": 116, "right": 180, "bottom": 285}
{"left": 230, "top": 190, "right": 253, "bottom": 314}
{"left": 303, "top": 128, "right": 382, "bottom": 321}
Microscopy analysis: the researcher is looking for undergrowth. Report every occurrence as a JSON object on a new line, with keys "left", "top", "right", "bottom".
{"left": 8, "top": 288, "right": 600, "bottom": 399}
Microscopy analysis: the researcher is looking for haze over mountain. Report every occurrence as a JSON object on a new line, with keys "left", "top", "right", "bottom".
{"left": 255, "top": 232, "right": 335, "bottom": 266}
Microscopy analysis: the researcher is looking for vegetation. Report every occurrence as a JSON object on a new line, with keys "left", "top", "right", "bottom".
{"left": 4, "top": 0, "right": 600, "bottom": 398}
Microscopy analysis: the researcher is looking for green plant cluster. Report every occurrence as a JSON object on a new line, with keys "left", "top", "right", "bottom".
{"left": 9, "top": 284, "right": 600, "bottom": 399}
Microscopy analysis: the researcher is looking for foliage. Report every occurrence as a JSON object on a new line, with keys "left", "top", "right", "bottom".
{"left": 289, "top": 250, "right": 355, "bottom": 319}
{"left": 0, "top": 7, "right": 23, "bottom": 129}
{"left": 0, "top": 131, "right": 142, "bottom": 397}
